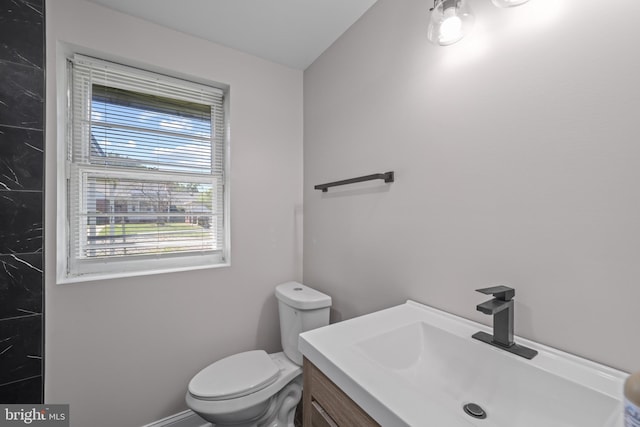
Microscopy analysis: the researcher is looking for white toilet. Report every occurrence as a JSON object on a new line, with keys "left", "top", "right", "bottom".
{"left": 185, "top": 282, "right": 331, "bottom": 427}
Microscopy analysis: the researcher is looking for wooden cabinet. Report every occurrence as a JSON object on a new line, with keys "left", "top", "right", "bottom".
{"left": 303, "top": 358, "right": 380, "bottom": 427}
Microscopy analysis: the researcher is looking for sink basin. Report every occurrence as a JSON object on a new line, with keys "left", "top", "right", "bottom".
{"left": 299, "top": 301, "right": 626, "bottom": 427}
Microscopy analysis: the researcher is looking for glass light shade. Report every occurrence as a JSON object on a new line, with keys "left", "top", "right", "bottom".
{"left": 491, "top": 0, "right": 530, "bottom": 7}
{"left": 427, "top": 0, "right": 474, "bottom": 46}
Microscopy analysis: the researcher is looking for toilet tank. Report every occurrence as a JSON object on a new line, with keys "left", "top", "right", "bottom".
{"left": 275, "top": 282, "right": 331, "bottom": 365}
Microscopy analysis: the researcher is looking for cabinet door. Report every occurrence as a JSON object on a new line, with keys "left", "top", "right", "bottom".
{"left": 303, "top": 358, "right": 380, "bottom": 427}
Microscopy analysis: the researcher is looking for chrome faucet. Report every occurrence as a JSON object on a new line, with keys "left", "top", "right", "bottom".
{"left": 472, "top": 286, "right": 538, "bottom": 360}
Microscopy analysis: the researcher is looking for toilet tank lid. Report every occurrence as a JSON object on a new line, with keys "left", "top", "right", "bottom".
{"left": 275, "top": 282, "right": 332, "bottom": 310}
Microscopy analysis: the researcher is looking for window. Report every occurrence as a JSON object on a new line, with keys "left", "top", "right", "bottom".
{"left": 60, "top": 55, "right": 228, "bottom": 282}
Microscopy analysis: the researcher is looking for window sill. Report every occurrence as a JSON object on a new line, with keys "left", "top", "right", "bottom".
{"left": 56, "top": 261, "right": 230, "bottom": 285}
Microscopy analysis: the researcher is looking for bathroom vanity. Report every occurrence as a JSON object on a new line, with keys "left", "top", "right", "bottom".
{"left": 299, "top": 301, "right": 628, "bottom": 427}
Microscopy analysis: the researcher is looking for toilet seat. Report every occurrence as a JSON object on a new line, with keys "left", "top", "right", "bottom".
{"left": 188, "top": 350, "right": 279, "bottom": 400}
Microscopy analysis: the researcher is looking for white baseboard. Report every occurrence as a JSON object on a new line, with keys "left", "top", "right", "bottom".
{"left": 140, "top": 410, "right": 212, "bottom": 427}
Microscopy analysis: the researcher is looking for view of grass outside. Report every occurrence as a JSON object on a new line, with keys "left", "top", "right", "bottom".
{"left": 88, "top": 219, "right": 215, "bottom": 257}
{"left": 97, "top": 222, "right": 204, "bottom": 236}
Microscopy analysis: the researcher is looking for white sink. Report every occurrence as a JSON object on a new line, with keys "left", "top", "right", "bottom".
{"left": 299, "top": 301, "right": 626, "bottom": 427}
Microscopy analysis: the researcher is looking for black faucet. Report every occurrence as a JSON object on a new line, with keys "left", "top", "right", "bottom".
{"left": 472, "top": 286, "right": 538, "bottom": 360}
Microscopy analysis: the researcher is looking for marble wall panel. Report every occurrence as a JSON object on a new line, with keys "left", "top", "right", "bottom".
{"left": 0, "top": 376, "right": 42, "bottom": 404}
{"left": 0, "top": 253, "right": 43, "bottom": 320}
{"left": 0, "top": 0, "right": 44, "bottom": 68}
{"left": 0, "top": 191, "right": 43, "bottom": 254}
{"left": 0, "top": 61, "right": 44, "bottom": 129}
{"left": 0, "top": 315, "right": 43, "bottom": 387}
{"left": 0, "top": 126, "right": 44, "bottom": 191}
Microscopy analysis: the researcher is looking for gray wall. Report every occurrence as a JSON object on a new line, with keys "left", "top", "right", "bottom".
{"left": 0, "top": 0, "right": 44, "bottom": 403}
{"left": 45, "top": 0, "right": 303, "bottom": 426}
{"left": 304, "top": 0, "right": 640, "bottom": 373}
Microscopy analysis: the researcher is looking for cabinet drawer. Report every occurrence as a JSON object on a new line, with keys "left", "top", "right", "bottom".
{"left": 311, "top": 400, "right": 338, "bottom": 427}
{"left": 303, "top": 358, "right": 379, "bottom": 427}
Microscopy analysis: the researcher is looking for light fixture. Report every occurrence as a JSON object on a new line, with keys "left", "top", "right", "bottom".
{"left": 491, "top": 0, "right": 530, "bottom": 7}
{"left": 428, "top": 0, "right": 531, "bottom": 46}
{"left": 427, "top": 0, "right": 474, "bottom": 46}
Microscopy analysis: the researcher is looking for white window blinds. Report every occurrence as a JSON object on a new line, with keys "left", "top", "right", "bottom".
{"left": 65, "top": 55, "right": 228, "bottom": 280}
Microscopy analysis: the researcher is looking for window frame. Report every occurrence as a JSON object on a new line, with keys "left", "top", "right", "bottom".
{"left": 57, "top": 54, "right": 230, "bottom": 284}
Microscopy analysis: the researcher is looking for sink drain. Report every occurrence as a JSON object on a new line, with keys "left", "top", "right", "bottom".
{"left": 463, "top": 403, "right": 487, "bottom": 419}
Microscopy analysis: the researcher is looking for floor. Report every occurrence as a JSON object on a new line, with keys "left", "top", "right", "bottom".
{"left": 143, "top": 400, "right": 304, "bottom": 427}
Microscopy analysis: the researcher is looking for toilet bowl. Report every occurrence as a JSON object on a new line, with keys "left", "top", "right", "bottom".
{"left": 186, "top": 351, "right": 301, "bottom": 426}
{"left": 185, "top": 282, "right": 331, "bottom": 427}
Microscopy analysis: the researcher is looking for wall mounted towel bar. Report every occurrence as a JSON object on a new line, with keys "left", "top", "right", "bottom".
{"left": 314, "top": 171, "right": 394, "bottom": 192}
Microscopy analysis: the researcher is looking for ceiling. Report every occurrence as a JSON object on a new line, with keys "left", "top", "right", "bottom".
{"left": 85, "top": 0, "right": 379, "bottom": 70}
